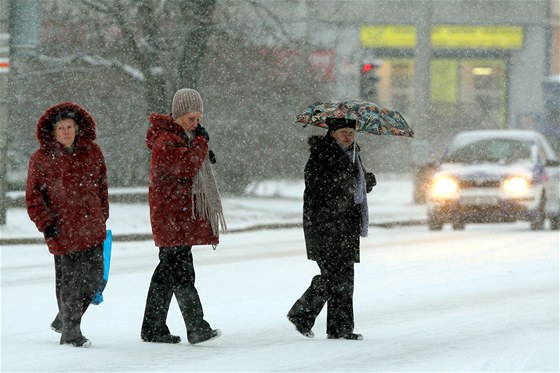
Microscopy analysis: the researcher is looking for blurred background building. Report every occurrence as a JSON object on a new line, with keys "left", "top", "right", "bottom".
{"left": 0, "top": 0, "right": 558, "bottom": 221}
{"left": 256, "top": 0, "right": 559, "bottom": 158}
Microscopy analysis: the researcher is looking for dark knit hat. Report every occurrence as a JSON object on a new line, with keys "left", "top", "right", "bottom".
{"left": 53, "top": 110, "right": 80, "bottom": 124}
{"left": 326, "top": 117, "right": 357, "bottom": 132}
{"left": 172, "top": 88, "right": 204, "bottom": 119}
{"left": 49, "top": 110, "right": 81, "bottom": 132}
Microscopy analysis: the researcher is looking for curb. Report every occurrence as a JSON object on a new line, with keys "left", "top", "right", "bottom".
{"left": 0, "top": 220, "right": 427, "bottom": 246}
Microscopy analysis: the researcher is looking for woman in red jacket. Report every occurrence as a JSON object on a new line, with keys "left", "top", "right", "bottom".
{"left": 141, "top": 88, "right": 226, "bottom": 345}
{"left": 26, "top": 102, "right": 109, "bottom": 348}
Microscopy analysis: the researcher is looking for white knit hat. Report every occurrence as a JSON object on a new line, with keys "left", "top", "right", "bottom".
{"left": 172, "top": 88, "right": 204, "bottom": 119}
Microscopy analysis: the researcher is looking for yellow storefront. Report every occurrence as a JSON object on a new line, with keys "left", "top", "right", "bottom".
{"left": 360, "top": 25, "right": 524, "bottom": 129}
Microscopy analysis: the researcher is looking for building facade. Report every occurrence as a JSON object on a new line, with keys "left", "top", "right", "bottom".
{"left": 254, "top": 0, "right": 556, "bottom": 159}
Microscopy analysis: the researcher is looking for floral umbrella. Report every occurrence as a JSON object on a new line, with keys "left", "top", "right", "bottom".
{"left": 295, "top": 99, "right": 414, "bottom": 138}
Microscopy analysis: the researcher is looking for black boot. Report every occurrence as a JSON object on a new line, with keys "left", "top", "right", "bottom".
{"left": 50, "top": 314, "right": 63, "bottom": 333}
{"left": 188, "top": 329, "right": 221, "bottom": 345}
{"left": 327, "top": 332, "right": 363, "bottom": 340}
{"left": 60, "top": 335, "right": 92, "bottom": 347}
{"left": 287, "top": 316, "right": 315, "bottom": 338}
{"left": 141, "top": 333, "right": 181, "bottom": 344}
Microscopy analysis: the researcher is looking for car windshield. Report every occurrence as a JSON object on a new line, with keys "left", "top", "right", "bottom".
{"left": 444, "top": 138, "right": 532, "bottom": 164}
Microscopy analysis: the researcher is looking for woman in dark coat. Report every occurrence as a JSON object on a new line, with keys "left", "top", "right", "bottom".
{"left": 287, "top": 117, "right": 375, "bottom": 340}
{"left": 141, "top": 88, "right": 226, "bottom": 345}
{"left": 26, "top": 102, "right": 109, "bottom": 348}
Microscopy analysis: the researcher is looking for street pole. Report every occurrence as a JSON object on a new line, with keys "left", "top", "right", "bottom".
{"left": 0, "top": 0, "right": 41, "bottom": 226}
{"left": 412, "top": 0, "right": 433, "bottom": 147}
{"left": 0, "top": 1, "right": 11, "bottom": 226}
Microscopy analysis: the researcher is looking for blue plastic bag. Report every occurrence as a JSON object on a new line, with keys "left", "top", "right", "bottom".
{"left": 92, "top": 230, "right": 112, "bottom": 305}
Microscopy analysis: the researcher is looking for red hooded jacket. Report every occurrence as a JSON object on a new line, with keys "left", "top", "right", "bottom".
{"left": 26, "top": 102, "right": 109, "bottom": 255}
{"left": 146, "top": 113, "right": 218, "bottom": 247}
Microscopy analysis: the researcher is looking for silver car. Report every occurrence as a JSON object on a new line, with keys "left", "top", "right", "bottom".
{"left": 427, "top": 130, "right": 560, "bottom": 230}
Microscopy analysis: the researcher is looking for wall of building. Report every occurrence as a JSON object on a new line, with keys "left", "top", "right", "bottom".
{"left": 255, "top": 0, "right": 550, "bottom": 121}
{"left": 237, "top": 0, "right": 554, "bottom": 166}
{"left": 509, "top": 24, "right": 548, "bottom": 127}
{"left": 551, "top": 0, "right": 560, "bottom": 75}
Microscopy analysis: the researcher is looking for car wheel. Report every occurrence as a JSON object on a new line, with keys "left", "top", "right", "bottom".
{"left": 452, "top": 220, "right": 465, "bottom": 230}
{"left": 428, "top": 215, "right": 443, "bottom": 231}
{"left": 550, "top": 215, "right": 560, "bottom": 230}
{"left": 530, "top": 195, "right": 545, "bottom": 231}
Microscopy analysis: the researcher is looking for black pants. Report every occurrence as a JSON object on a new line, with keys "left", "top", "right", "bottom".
{"left": 141, "top": 246, "right": 212, "bottom": 341}
{"left": 54, "top": 245, "right": 103, "bottom": 342}
{"left": 288, "top": 260, "right": 355, "bottom": 337}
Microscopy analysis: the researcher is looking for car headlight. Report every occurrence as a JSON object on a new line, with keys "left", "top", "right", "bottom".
{"left": 503, "top": 176, "right": 529, "bottom": 194}
{"left": 431, "top": 176, "right": 459, "bottom": 198}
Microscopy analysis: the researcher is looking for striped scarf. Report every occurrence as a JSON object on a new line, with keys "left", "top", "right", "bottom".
{"left": 186, "top": 132, "right": 228, "bottom": 237}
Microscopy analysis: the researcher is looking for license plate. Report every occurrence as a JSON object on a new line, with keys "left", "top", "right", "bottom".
{"left": 462, "top": 196, "right": 497, "bottom": 205}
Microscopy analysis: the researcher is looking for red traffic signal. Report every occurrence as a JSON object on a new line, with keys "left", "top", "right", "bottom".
{"left": 362, "top": 63, "right": 375, "bottom": 73}
{"left": 361, "top": 60, "right": 382, "bottom": 74}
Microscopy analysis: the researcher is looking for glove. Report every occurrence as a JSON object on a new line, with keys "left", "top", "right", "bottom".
{"left": 366, "top": 172, "right": 376, "bottom": 193}
{"left": 208, "top": 150, "right": 216, "bottom": 164}
{"left": 44, "top": 225, "right": 58, "bottom": 239}
{"left": 194, "top": 125, "right": 210, "bottom": 142}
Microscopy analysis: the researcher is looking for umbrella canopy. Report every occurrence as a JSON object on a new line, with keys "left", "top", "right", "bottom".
{"left": 295, "top": 99, "right": 414, "bottom": 138}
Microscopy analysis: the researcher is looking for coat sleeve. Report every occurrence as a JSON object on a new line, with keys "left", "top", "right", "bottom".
{"left": 304, "top": 153, "right": 329, "bottom": 207}
{"left": 25, "top": 153, "right": 56, "bottom": 232}
{"left": 305, "top": 150, "right": 356, "bottom": 216}
{"left": 94, "top": 144, "right": 109, "bottom": 222}
{"left": 152, "top": 134, "right": 208, "bottom": 179}
{"left": 305, "top": 150, "right": 348, "bottom": 206}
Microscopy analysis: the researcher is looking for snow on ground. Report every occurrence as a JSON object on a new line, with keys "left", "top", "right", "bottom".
{"left": 1, "top": 175, "right": 558, "bottom": 372}
{"left": 2, "top": 225, "right": 558, "bottom": 372}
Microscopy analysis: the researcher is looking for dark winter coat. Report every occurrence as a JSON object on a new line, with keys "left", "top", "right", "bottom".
{"left": 26, "top": 102, "right": 109, "bottom": 256}
{"left": 146, "top": 113, "right": 218, "bottom": 247}
{"left": 303, "top": 135, "right": 367, "bottom": 264}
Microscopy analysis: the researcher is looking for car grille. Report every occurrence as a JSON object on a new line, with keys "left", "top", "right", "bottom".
{"left": 459, "top": 179, "right": 501, "bottom": 188}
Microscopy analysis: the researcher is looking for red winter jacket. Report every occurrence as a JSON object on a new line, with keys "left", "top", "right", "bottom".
{"left": 26, "top": 102, "right": 109, "bottom": 256}
{"left": 146, "top": 113, "right": 218, "bottom": 247}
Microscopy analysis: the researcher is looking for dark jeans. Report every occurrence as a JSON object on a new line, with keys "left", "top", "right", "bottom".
{"left": 141, "top": 246, "right": 212, "bottom": 341}
{"left": 54, "top": 245, "right": 103, "bottom": 342}
{"left": 288, "top": 260, "right": 355, "bottom": 337}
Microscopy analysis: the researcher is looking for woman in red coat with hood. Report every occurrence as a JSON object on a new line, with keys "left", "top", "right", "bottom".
{"left": 141, "top": 88, "right": 226, "bottom": 345}
{"left": 26, "top": 102, "right": 109, "bottom": 348}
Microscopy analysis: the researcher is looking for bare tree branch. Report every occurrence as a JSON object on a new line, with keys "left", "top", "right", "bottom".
{"left": 246, "top": 0, "right": 302, "bottom": 45}
{"left": 78, "top": 0, "right": 115, "bottom": 15}
{"left": 37, "top": 53, "right": 145, "bottom": 81}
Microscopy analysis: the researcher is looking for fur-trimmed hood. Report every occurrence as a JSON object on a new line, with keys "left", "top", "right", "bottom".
{"left": 35, "top": 102, "right": 97, "bottom": 151}
{"left": 146, "top": 112, "right": 184, "bottom": 150}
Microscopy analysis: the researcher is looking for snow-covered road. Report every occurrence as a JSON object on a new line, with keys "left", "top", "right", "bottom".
{"left": 1, "top": 224, "right": 558, "bottom": 372}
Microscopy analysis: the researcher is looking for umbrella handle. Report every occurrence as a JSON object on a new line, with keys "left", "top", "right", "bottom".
{"left": 353, "top": 141, "right": 356, "bottom": 163}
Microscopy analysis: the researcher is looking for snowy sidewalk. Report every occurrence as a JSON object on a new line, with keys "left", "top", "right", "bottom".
{"left": 0, "top": 174, "right": 427, "bottom": 244}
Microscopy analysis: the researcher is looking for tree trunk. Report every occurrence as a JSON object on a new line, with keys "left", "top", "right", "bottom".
{"left": 176, "top": 0, "right": 217, "bottom": 90}
{"left": 144, "top": 72, "right": 168, "bottom": 114}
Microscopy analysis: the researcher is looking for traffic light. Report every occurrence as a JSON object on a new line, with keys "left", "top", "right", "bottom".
{"left": 360, "top": 61, "right": 381, "bottom": 101}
